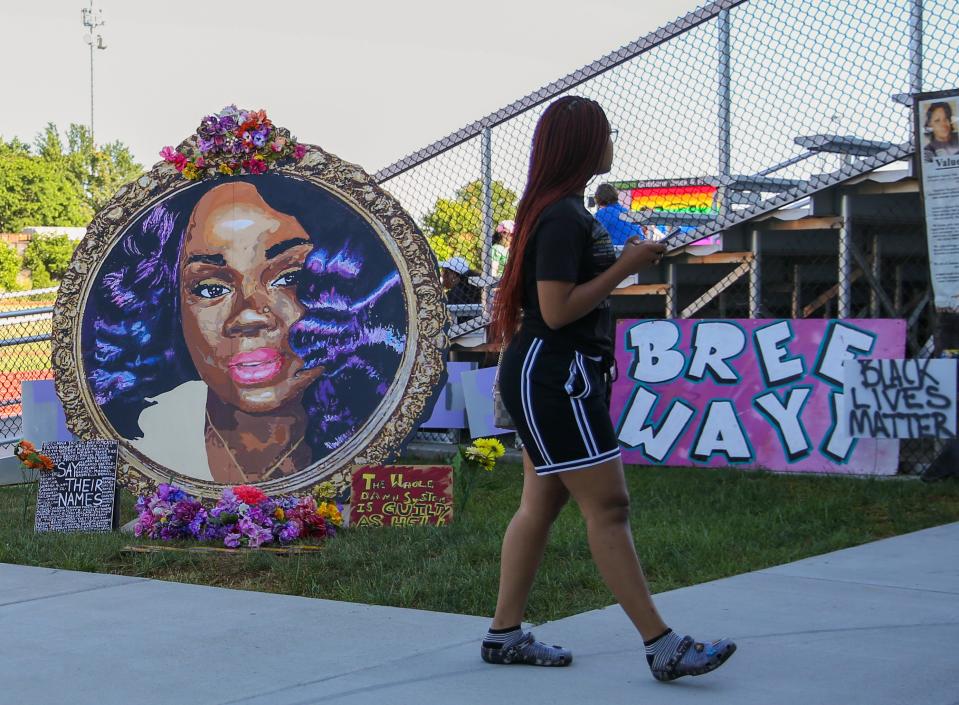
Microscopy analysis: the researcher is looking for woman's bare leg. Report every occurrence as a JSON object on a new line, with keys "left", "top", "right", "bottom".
{"left": 559, "top": 457, "right": 668, "bottom": 641}
{"left": 491, "top": 449, "right": 569, "bottom": 629}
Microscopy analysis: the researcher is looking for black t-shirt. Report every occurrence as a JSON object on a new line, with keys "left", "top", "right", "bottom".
{"left": 520, "top": 195, "right": 618, "bottom": 357}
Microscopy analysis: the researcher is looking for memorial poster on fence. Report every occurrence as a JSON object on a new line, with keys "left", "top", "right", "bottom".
{"left": 914, "top": 88, "right": 959, "bottom": 315}
{"left": 35, "top": 440, "right": 119, "bottom": 533}
{"left": 611, "top": 319, "right": 904, "bottom": 475}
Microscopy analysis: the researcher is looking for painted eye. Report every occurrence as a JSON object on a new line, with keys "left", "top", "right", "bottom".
{"left": 271, "top": 269, "right": 302, "bottom": 288}
{"left": 191, "top": 281, "right": 232, "bottom": 299}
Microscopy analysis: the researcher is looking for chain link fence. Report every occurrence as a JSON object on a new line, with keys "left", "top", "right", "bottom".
{"left": 0, "top": 287, "right": 56, "bottom": 445}
{"left": 381, "top": 0, "right": 957, "bottom": 472}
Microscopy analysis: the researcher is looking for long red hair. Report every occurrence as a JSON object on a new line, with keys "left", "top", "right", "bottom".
{"left": 489, "top": 96, "right": 610, "bottom": 346}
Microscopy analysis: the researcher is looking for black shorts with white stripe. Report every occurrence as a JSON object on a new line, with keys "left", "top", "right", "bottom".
{"left": 499, "top": 334, "right": 621, "bottom": 475}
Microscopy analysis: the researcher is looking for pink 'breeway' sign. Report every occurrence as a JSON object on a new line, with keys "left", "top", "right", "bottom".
{"left": 611, "top": 319, "right": 905, "bottom": 475}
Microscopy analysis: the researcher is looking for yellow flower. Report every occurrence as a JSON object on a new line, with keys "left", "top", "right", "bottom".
{"left": 473, "top": 437, "right": 505, "bottom": 459}
{"left": 317, "top": 501, "right": 343, "bottom": 526}
{"left": 274, "top": 508, "right": 285, "bottom": 521}
{"left": 464, "top": 446, "right": 496, "bottom": 471}
{"left": 182, "top": 164, "right": 199, "bottom": 180}
{"left": 218, "top": 163, "right": 234, "bottom": 175}
{"left": 312, "top": 481, "right": 335, "bottom": 501}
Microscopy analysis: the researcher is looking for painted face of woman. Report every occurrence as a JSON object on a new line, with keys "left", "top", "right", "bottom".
{"left": 178, "top": 182, "right": 324, "bottom": 414}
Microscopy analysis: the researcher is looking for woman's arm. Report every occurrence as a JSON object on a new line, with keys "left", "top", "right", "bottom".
{"left": 538, "top": 239, "right": 666, "bottom": 330}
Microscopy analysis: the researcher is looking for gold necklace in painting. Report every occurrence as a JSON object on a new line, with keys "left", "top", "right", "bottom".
{"left": 205, "top": 410, "right": 304, "bottom": 480}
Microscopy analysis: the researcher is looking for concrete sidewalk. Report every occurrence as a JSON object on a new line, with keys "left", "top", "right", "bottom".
{"left": 2, "top": 523, "right": 957, "bottom": 705}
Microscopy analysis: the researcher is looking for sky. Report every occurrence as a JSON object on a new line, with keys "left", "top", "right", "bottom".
{"left": 0, "top": 0, "right": 704, "bottom": 173}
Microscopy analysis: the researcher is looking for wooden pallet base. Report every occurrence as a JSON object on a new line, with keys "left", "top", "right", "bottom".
{"left": 122, "top": 543, "right": 325, "bottom": 556}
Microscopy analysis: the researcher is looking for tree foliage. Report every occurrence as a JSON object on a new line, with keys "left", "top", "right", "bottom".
{"left": 0, "top": 150, "right": 91, "bottom": 232}
{"left": 0, "top": 241, "right": 23, "bottom": 292}
{"left": 423, "top": 180, "right": 518, "bottom": 271}
{"left": 34, "top": 123, "right": 143, "bottom": 212}
{"left": 0, "top": 123, "right": 142, "bottom": 234}
{"left": 23, "top": 233, "right": 78, "bottom": 288}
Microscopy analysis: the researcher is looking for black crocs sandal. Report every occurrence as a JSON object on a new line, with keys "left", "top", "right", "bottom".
{"left": 481, "top": 631, "right": 573, "bottom": 666}
{"left": 651, "top": 635, "right": 736, "bottom": 681}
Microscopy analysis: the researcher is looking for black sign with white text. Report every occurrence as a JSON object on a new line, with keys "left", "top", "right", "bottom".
{"left": 35, "top": 440, "right": 120, "bottom": 533}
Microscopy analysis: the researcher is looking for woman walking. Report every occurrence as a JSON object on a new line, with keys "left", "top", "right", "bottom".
{"left": 481, "top": 96, "right": 736, "bottom": 682}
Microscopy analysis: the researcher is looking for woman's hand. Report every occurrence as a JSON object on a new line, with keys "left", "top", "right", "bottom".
{"left": 618, "top": 238, "right": 667, "bottom": 273}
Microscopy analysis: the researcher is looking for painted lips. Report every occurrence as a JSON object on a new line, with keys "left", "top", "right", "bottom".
{"left": 228, "top": 348, "right": 284, "bottom": 385}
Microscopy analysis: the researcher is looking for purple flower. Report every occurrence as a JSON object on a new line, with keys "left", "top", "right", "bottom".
{"left": 150, "top": 500, "right": 173, "bottom": 518}
{"left": 188, "top": 513, "right": 206, "bottom": 539}
{"left": 278, "top": 522, "right": 300, "bottom": 543}
{"left": 248, "top": 526, "right": 273, "bottom": 549}
{"left": 245, "top": 506, "right": 271, "bottom": 526}
{"left": 155, "top": 484, "right": 188, "bottom": 503}
{"left": 174, "top": 498, "right": 203, "bottom": 524}
{"left": 224, "top": 532, "right": 242, "bottom": 549}
{"left": 197, "top": 137, "right": 215, "bottom": 154}
{"left": 198, "top": 115, "right": 219, "bottom": 137}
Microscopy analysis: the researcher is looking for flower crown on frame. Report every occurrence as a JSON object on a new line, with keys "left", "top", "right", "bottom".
{"left": 160, "top": 105, "right": 307, "bottom": 180}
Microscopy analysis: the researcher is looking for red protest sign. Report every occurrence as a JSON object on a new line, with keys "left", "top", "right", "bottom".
{"left": 350, "top": 465, "right": 453, "bottom": 526}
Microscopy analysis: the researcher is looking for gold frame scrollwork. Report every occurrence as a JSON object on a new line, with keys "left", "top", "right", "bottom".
{"left": 52, "top": 144, "right": 449, "bottom": 500}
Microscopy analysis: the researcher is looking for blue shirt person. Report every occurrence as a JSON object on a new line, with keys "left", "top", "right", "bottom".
{"left": 593, "top": 183, "right": 645, "bottom": 246}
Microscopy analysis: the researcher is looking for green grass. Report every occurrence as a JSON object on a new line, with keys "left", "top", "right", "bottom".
{"left": 2, "top": 464, "right": 958, "bottom": 622}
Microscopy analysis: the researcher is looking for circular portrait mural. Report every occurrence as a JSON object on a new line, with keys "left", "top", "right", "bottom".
{"left": 53, "top": 107, "right": 448, "bottom": 499}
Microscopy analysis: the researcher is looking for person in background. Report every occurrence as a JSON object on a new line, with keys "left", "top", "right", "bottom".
{"left": 593, "top": 183, "right": 646, "bottom": 247}
{"left": 439, "top": 256, "right": 481, "bottom": 305}
{"left": 492, "top": 220, "right": 514, "bottom": 278}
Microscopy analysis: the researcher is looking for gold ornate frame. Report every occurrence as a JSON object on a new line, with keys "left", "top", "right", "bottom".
{"left": 52, "top": 146, "right": 448, "bottom": 499}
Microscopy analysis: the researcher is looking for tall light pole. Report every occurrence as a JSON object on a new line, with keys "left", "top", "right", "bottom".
{"left": 81, "top": 1, "right": 106, "bottom": 144}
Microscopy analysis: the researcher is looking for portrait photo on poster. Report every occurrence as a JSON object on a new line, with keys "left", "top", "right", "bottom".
{"left": 920, "top": 97, "right": 959, "bottom": 163}
{"left": 79, "top": 174, "right": 407, "bottom": 485}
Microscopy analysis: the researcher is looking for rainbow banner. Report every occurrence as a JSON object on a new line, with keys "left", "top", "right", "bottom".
{"left": 629, "top": 184, "right": 717, "bottom": 213}
{"left": 628, "top": 184, "right": 719, "bottom": 247}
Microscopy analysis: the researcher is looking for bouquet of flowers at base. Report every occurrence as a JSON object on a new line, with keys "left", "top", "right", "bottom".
{"left": 134, "top": 482, "right": 343, "bottom": 549}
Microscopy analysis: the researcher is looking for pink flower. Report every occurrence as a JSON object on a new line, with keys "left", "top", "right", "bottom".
{"left": 159, "top": 146, "right": 178, "bottom": 162}
{"left": 293, "top": 143, "right": 307, "bottom": 160}
{"left": 171, "top": 153, "right": 188, "bottom": 171}
{"left": 195, "top": 156, "right": 206, "bottom": 168}
{"left": 243, "top": 157, "right": 267, "bottom": 175}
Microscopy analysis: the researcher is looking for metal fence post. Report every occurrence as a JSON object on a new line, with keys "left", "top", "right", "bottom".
{"left": 717, "top": 8, "right": 732, "bottom": 221}
{"left": 838, "top": 194, "right": 852, "bottom": 319}
{"left": 909, "top": 0, "right": 923, "bottom": 94}
{"left": 749, "top": 228, "right": 761, "bottom": 318}
{"left": 870, "top": 232, "right": 882, "bottom": 317}
{"left": 480, "top": 126, "right": 493, "bottom": 279}
{"left": 667, "top": 262, "right": 678, "bottom": 318}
